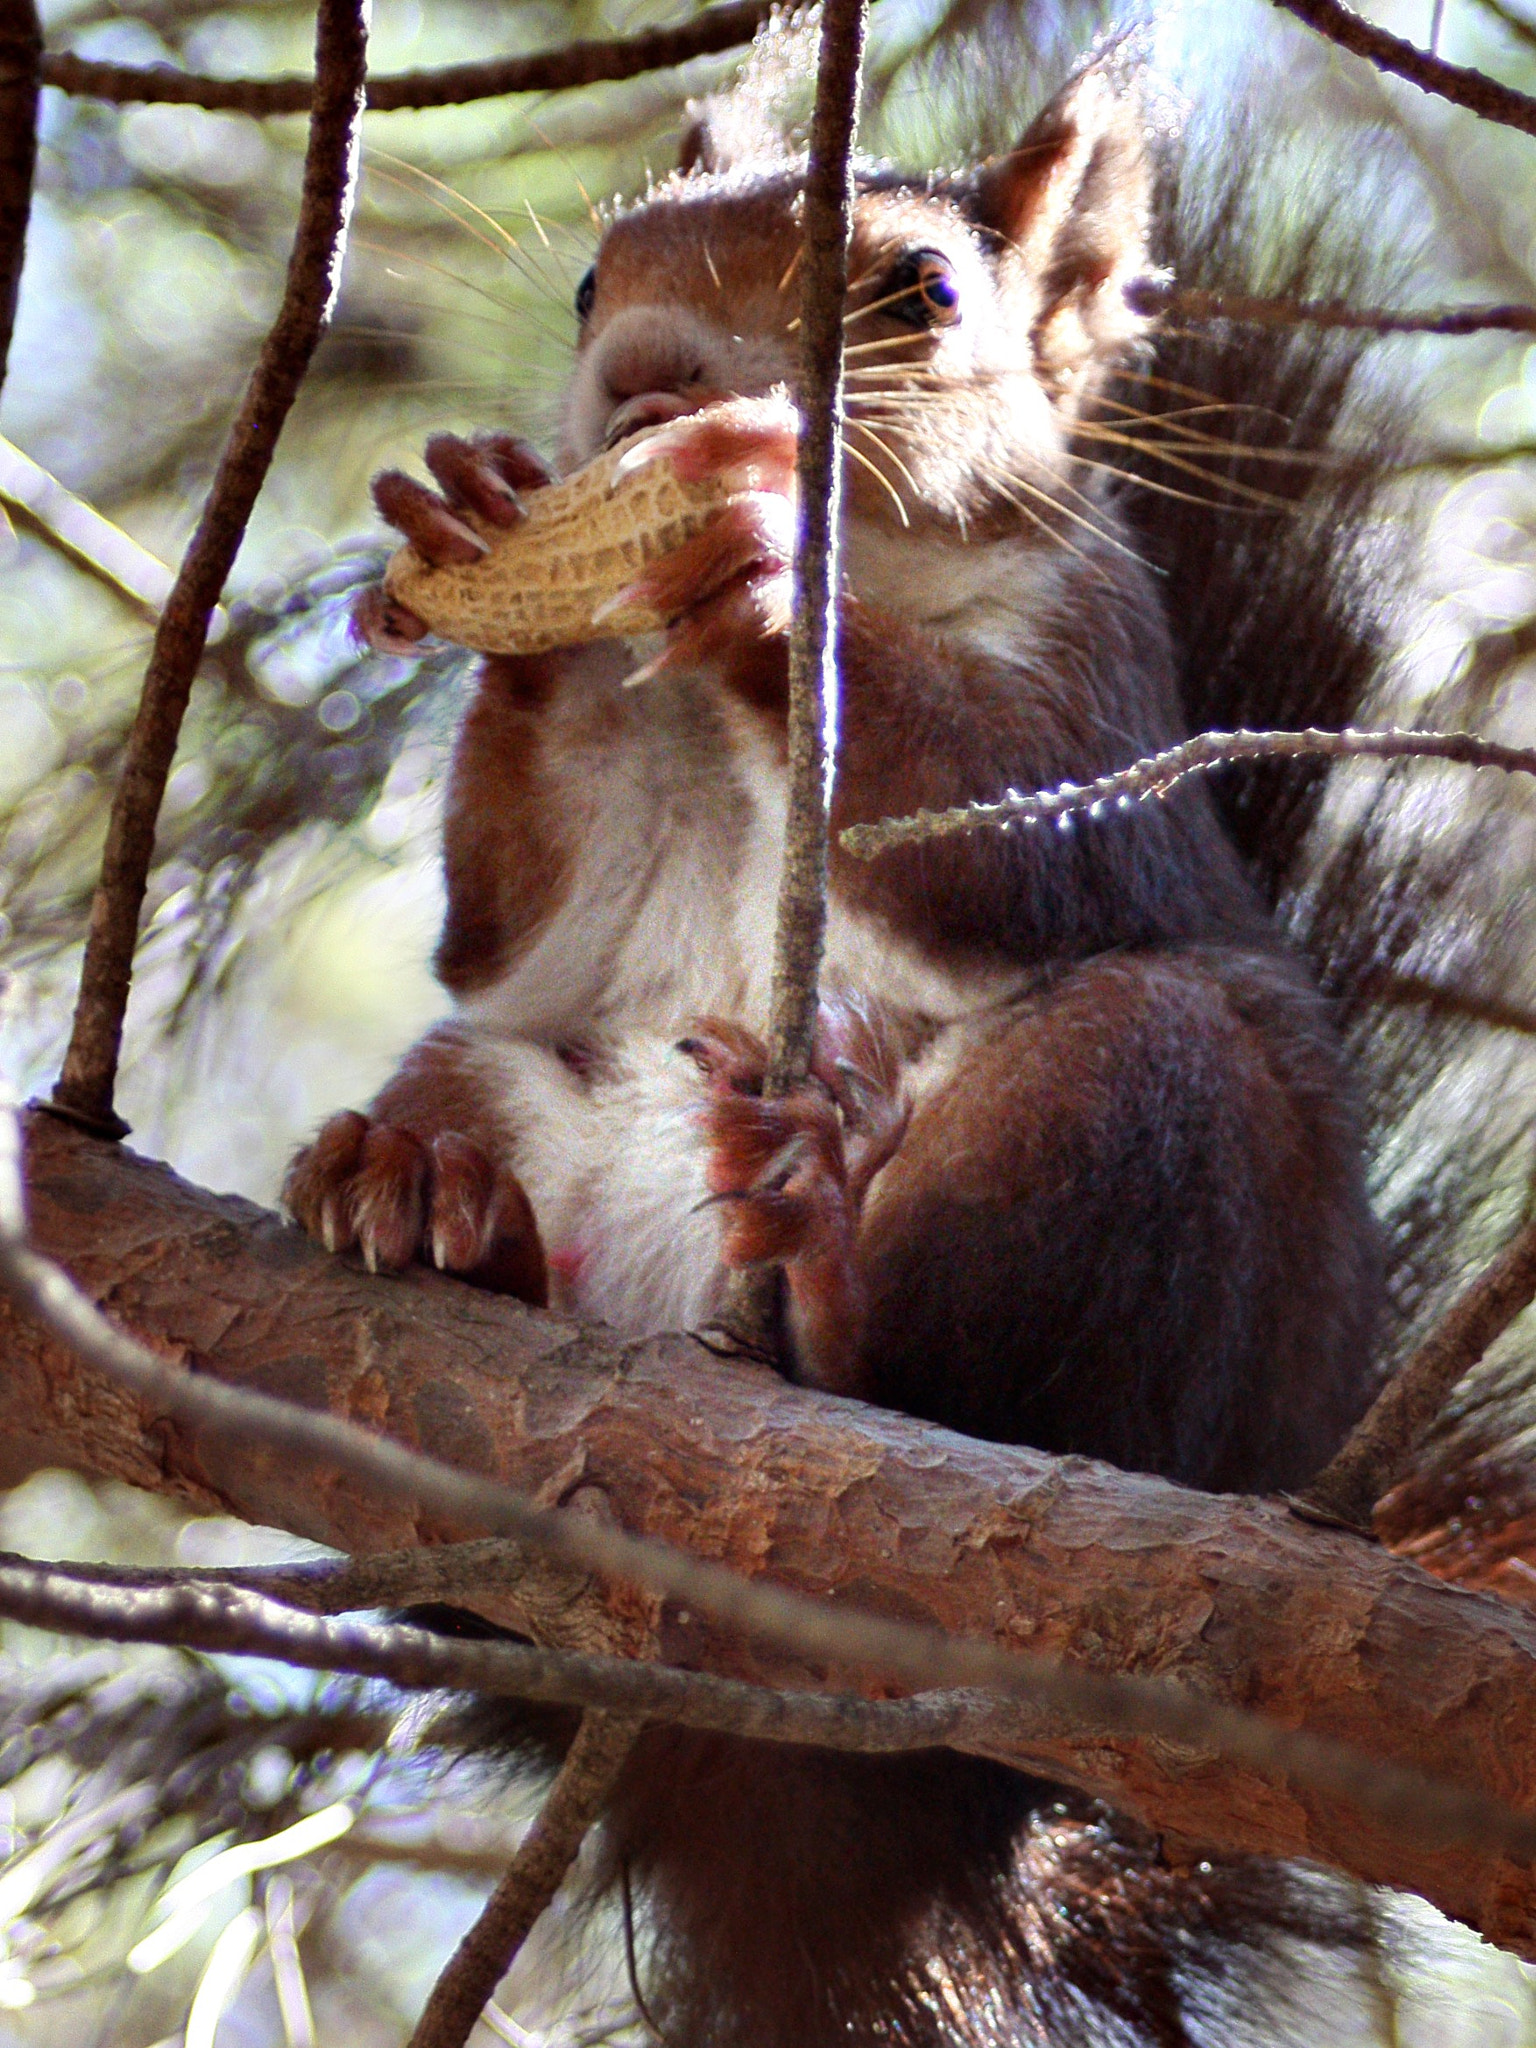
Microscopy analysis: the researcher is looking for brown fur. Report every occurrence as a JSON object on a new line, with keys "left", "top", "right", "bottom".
{"left": 288, "top": 55, "right": 1385, "bottom": 2047}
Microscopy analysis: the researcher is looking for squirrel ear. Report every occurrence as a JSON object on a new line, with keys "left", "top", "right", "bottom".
{"left": 974, "top": 67, "right": 1152, "bottom": 396}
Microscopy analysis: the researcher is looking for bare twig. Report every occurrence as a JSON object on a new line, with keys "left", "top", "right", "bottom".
{"left": 1303, "top": 1218, "right": 1536, "bottom": 1530}
{"left": 1128, "top": 278, "right": 1536, "bottom": 336}
{"left": 0, "top": 0, "right": 41, "bottom": 400}
{"left": 0, "top": 433, "right": 221, "bottom": 631}
{"left": 48, "top": 0, "right": 368, "bottom": 1140}
{"left": 8, "top": 1540, "right": 555, "bottom": 1616}
{"left": 0, "top": 1554, "right": 1074, "bottom": 1758}
{"left": 839, "top": 727, "right": 1536, "bottom": 859}
{"left": 765, "top": 0, "right": 867, "bottom": 1092}
{"left": 1270, "top": 0, "right": 1536, "bottom": 140}
{"left": 408, "top": 1711, "right": 641, "bottom": 2048}
{"left": 39, "top": 0, "right": 771, "bottom": 116}
{"left": 11, "top": 1537, "right": 623, "bottom": 1656}
{"left": 5, "top": 1112, "right": 1536, "bottom": 1868}
{"left": 1471, "top": 0, "right": 1536, "bottom": 56}
{"left": 717, "top": 0, "right": 867, "bottom": 1350}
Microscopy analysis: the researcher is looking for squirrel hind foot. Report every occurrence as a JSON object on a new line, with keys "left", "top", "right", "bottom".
{"left": 284, "top": 1113, "right": 547, "bottom": 1303}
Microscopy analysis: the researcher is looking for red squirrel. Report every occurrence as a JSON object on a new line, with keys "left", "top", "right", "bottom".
{"left": 286, "top": 54, "right": 1383, "bottom": 2047}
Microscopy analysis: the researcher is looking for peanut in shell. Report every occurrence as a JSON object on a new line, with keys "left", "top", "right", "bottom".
{"left": 381, "top": 422, "right": 733, "bottom": 657}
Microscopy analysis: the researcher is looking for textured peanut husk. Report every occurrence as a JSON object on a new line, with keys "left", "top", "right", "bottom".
{"left": 382, "top": 424, "right": 731, "bottom": 655}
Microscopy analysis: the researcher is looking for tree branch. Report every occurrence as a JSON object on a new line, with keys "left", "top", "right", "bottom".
{"left": 48, "top": 0, "right": 369, "bottom": 1141}
{"left": 715, "top": 0, "right": 866, "bottom": 1352}
{"left": 0, "top": 1556, "right": 1080, "bottom": 1756}
{"left": 1128, "top": 278, "right": 1536, "bottom": 336}
{"left": 765, "top": 0, "right": 865, "bottom": 1094}
{"left": 1270, "top": 0, "right": 1536, "bottom": 139}
{"left": 0, "top": 0, "right": 40, "bottom": 402}
{"left": 839, "top": 727, "right": 1536, "bottom": 859}
{"left": 39, "top": 0, "right": 771, "bottom": 116}
{"left": 409, "top": 1711, "right": 641, "bottom": 2048}
{"left": 1303, "top": 1217, "right": 1536, "bottom": 1529}
{"left": 8, "top": 1110, "right": 1536, "bottom": 1951}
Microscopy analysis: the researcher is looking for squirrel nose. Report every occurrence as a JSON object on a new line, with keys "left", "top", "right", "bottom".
{"left": 594, "top": 312, "right": 709, "bottom": 410}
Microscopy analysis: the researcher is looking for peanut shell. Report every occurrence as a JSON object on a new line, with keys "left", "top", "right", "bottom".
{"left": 381, "top": 422, "right": 731, "bottom": 656}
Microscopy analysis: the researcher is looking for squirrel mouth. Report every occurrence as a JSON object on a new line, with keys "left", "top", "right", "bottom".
{"left": 603, "top": 390, "right": 709, "bottom": 448}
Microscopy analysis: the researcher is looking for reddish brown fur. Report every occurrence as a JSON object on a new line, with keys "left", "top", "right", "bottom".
{"left": 289, "top": 58, "right": 1384, "bottom": 2048}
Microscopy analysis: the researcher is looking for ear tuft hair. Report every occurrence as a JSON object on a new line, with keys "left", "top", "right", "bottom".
{"left": 676, "top": 5, "right": 819, "bottom": 175}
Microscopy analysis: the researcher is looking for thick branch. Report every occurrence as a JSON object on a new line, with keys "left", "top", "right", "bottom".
{"left": 40, "top": 1, "right": 771, "bottom": 116}
{"left": 50, "top": 0, "right": 368, "bottom": 1139}
{"left": 8, "top": 1112, "right": 1536, "bottom": 1952}
{"left": 16, "top": 1108, "right": 1519, "bottom": 1870}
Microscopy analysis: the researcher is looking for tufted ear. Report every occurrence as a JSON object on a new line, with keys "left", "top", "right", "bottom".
{"left": 973, "top": 67, "right": 1152, "bottom": 398}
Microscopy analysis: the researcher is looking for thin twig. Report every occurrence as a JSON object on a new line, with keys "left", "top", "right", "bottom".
{"left": 0, "top": 0, "right": 41, "bottom": 401}
{"left": 838, "top": 727, "right": 1536, "bottom": 859}
{"left": 1471, "top": 0, "right": 1536, "bottom": 57}
{"left": 409, "top": 1711, "right": 642, "bottom": 2048}
{"left": 1128, "top": 278, "right": 1536, "bottom": 336}
{"left": 4, "top": 1113, "right": 1536, "bottom": 1865}
{"left": 0, "top": 433, "right": 218, "bottom": 630}
{"left": 0, "top": 1555, "right": 1071, "bottom": 1756}
{"left": 765, "top": 0, "right": 867, "bottom": 1092}
{"left": 8, "top": 1540, "right": 557, "bottom": 1615}
{"left": 717, "top": 0, "right": 867, "bottom": 1350}
{"left": 1270, "top": 0, "right": 1536, "bottom": 140}
{"left": 48, "top": 0, "right": 368, "bottom": 1140}
{"left": 39, "top": 0, "right": 771, "bottom": 116}
{"left": 1302, "top": 1217, "right": 1536, "bottom": 1529}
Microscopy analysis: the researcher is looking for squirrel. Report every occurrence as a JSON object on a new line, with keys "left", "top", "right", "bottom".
{"left": 283, "top": 43, "right": 1407, "bottom": 2048}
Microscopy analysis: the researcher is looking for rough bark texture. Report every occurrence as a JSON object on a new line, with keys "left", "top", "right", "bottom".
{"left": 7, "top": 1109, "right": 1536, "bottom": 1954}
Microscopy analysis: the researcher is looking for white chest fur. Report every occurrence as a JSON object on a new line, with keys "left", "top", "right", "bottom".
{"left": 452, "top": 664, "right": 1012, "bottom": 1338}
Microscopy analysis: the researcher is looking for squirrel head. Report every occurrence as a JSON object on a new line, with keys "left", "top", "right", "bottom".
{"left": 560, "top": 63, "right": 1154, "bottom": 540}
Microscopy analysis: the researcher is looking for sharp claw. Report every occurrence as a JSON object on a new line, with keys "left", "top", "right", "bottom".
{"left": 592, "top": 580, "right": 646, "bottom": 626}
{"left": 320, "top": 1199, "right": 340, "bottom": 1255}
{"left": 622, "top": 643, "right": 673, "bottom": 689}
{"left": 612, "top": 435, "right": 672, "bottom": 482}
{"left": 361, "top": 1236, "right": 379, "bottom": 1275}
{"left": 431, "top": 1228, "right": 449, "bottom": 1271}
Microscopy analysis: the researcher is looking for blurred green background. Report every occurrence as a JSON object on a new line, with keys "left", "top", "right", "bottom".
{"left": 2, "top": 0, "right": 1536, "bottom": 2037}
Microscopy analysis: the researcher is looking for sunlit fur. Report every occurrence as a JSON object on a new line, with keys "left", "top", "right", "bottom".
{"left": 288, "top": 57, "right": 1387, "bottom": 2048}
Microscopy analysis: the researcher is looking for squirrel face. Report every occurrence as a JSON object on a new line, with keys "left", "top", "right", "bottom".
{"left": 562, "top": 69, "right": 1153, "bottom": 545}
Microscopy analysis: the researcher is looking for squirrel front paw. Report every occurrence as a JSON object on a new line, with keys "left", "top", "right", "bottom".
{"left": 284, "top": 1111, "right": 548, "bottom": 1304}
{"left": 355, "top": 433, "right": 559, "bottom": 653}
{"left": 679, "top": 1011, "right": 907, "bottom": 1395}
{"left": 603, "top": 400, "right": 798, "bottom": 682}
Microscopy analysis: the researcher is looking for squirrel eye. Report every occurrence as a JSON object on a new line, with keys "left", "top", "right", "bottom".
{"left": 574, "top": 265, "right": 597, "bottom": 324}
{"left": 886, "top": 249, "right": 960, "bottom": 328}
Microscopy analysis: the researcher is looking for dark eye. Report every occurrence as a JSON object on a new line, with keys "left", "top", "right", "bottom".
{"left": 574, "top": 265, "right": 597, "bottom": 324}
{"left": 885, "top": 249, "right": 960, "bottom": 328}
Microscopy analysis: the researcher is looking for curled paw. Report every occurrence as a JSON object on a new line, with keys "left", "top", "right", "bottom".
{"left": 283, "top": 1111, "right": 547, "bottom": 1303}
{"left": 355, "top": 432, "right": 558, "bottom": 651}
{"left": 678, "top": 1018, "right": 891, "bottom": 1396}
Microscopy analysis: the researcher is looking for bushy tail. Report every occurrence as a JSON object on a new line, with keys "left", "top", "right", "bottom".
{"left": 1107, "top": 115, "right": 1536, "bottom": 1404}
{"left": 591, "top": 1735, "right": 1380, "bottom": 2048}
